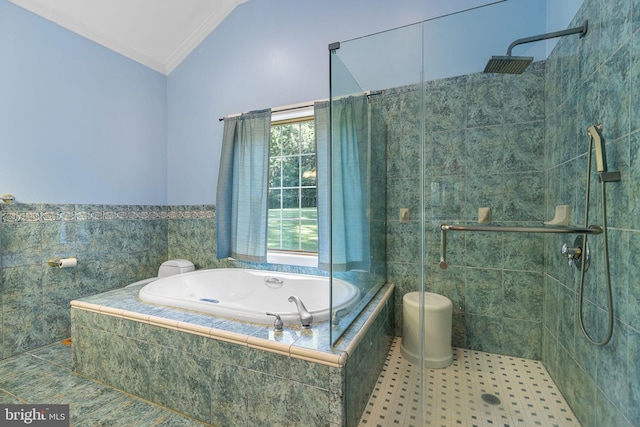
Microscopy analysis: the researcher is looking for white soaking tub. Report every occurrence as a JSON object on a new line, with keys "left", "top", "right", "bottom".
{"left": 138, "top": 268, "right": 360, "bottom": 325}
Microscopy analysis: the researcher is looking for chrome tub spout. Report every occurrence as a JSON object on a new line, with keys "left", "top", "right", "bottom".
{"left": 288, "top": 295, "right": 313, "bottom": 328}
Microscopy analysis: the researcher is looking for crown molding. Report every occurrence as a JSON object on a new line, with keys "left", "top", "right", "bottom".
{"left": 9, "top": 0, "right": 249, "bottom": 75}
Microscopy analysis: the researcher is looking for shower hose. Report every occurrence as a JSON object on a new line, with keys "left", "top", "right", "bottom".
{"left": 577, "top": 132, "right": 614, "bottom": 346}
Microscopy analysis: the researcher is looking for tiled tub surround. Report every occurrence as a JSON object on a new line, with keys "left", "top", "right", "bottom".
{"left": 71, "top": 282, "right": 394, "bottom": 426}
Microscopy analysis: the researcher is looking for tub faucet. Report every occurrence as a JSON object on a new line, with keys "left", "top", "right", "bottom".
{"left": 288, "top": 295, "right": 313, "bottom": 328}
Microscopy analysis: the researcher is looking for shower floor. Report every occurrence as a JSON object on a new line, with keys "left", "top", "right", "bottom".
{"left": 359, "top": 338, "right": 580, "bottom": 427}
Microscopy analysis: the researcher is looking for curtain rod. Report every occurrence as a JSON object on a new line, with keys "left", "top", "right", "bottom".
{"left": 218, "top": 101, "right": 319, "bottom": 122}
{"left": 218, "top": 91, "right": 382, "bottom": 122}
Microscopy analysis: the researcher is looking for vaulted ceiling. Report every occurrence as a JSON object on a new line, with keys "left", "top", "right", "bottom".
{"left": 9, "top": 0, "right": 249, "bottom": 75}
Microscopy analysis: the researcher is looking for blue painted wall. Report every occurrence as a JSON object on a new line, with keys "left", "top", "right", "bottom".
{"left": 2, "top": 0, "right": 583, "bottom": 206}
{"left": 1, "top": 1, "right": 167, "bottom": 205}
{"left": 3, "top": 0, "right": 582, "bottom": 206}
{"left": 166, "top": 0, "right": 517, "bottom": 205}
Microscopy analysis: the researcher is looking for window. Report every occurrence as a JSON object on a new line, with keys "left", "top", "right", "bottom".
{"left": 267, "top": 109, "right": 317, "bottom": 256}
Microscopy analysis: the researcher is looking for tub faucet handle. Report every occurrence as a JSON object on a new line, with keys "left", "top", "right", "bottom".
{"left": 332, "top": 308, "right": 346, "bottom": 326}
{"left": 266, "top": 312, "right": 283, "bottom": 332}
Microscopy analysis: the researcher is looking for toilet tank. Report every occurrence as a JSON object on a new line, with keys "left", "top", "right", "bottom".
{"left": 157, "top": 259, "right": 195, "bottom": 278}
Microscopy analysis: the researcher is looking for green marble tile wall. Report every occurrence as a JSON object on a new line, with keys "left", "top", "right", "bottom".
{"left": 382, "top": 64, "right": 547, "bottom": 360}
{"left": 0, "top": 204, "right": 229, "bottom": 360}
{"left": 542, "top": 1, "right": 640, "bottom": 426}
{"left": 343, "top": 293, "right": 394, "bottom": 427}
{"left": 0, "top": 204, "right": 169, "bottom": 359}
{"left": 166, "top": 205, "right": 220, "bottom": 270}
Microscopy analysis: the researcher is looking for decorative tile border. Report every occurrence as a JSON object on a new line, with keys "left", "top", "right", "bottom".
{"left": 0, "top": 210, "right": 42, "bottom": 223}
{"left": 0, "top": 204, "right": 215, "bottom": 223}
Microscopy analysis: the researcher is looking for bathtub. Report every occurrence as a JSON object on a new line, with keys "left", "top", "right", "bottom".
{"left": 138, "top": 268, "right": 360, "bottom": 325}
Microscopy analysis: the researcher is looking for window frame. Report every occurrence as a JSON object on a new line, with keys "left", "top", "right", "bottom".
{"left": 266, "top": 106, "right": 318, "bottom": 267}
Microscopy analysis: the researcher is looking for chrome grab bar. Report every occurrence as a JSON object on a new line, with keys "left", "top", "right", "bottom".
{"left": 439, "top": 223, "right": 603, "bottom": 270}
{"left": 440, "top": 224, "right": 603, "bottom": 234}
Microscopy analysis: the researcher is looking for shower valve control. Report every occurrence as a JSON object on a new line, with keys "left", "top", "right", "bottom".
{"left": 561, "top": 235, "right": 590, "bottom": 271}
{"left": 561, "top": 244, "right": 581, "bottom": 265}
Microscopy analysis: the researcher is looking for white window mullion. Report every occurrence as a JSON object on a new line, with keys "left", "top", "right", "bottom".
{"left": 267, "top": 113, "right": 317, "bottom": 264}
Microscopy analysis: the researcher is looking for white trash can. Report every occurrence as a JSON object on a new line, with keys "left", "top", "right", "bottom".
{"left": 400, "top": 292, "right": 453, "bottom": 368}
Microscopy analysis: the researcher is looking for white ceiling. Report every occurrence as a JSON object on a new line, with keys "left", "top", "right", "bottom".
{"left": 9, "top": 0, "right": 249, "bottom": 75}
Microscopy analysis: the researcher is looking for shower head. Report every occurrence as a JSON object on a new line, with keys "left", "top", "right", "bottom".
{"left": 483, "top": 55, "right": 533, "bottom": 74}
{"left": 484, "top": 20, "right": 588, "bottom": 74}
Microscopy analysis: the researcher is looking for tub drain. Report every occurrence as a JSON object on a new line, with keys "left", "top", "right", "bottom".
{"left": 481, "top": 393, "right": 501, "bottom": 405}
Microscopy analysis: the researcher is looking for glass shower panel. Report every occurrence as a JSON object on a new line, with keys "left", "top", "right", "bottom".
{"left": 328, "top": 24, "right": 424, "bottom": 347}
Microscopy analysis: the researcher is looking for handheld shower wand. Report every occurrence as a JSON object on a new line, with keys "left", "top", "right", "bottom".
{"left": 577, "top": 124, "right": 621, "bottom": 346}
{"left": 587, "top": 125, "right": 606, "bottom": 172}
{"left": 587, "top": 124, "right": 622, "bottom": 182}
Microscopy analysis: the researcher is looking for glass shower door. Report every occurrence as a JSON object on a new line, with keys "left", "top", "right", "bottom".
{"left": 328, "top": 20, "right": 427, "bottom": 425}
{"left": 328, "top": 22, "right": 426, "bottom": 342}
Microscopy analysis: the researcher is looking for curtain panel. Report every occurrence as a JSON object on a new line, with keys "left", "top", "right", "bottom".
{"left": 216, "top": 109, "right": 271, "bottom": 262}
{"left": 316, "top": 97, "right": 371, "bottom": 272}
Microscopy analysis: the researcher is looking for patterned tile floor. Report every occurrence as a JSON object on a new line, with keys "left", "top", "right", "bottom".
{"left": 359, "top": 338, "right": 581, "bottom": 427}
{"left": 0, "top": 339, "right": 580, "bottom": 426}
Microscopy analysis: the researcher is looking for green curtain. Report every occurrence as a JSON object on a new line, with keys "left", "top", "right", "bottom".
{"left": 316, "top": 97, "right": 370, "bottom": 271}
{"left": 216, "top": 109, "right": 271, "bottom": 262}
